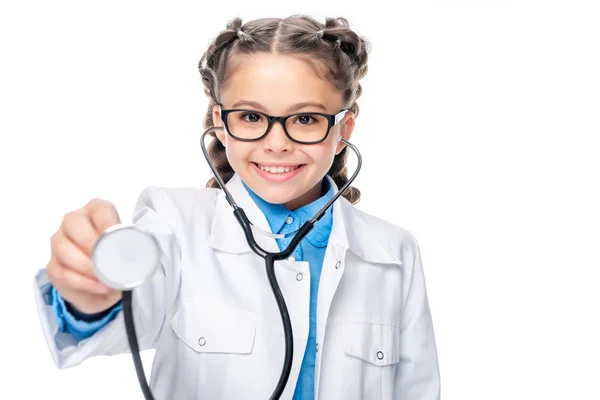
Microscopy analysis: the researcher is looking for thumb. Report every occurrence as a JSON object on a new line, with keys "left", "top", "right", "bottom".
{"left": 82, "top": 198, "right": 122, "bottom": 235}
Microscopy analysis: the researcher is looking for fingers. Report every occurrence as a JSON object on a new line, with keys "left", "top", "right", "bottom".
{"left": 48, "top": 254, "right": 112, "bottom": 295}
{"left": 46, "top": 197, "right": 124, "bottom": 314}
{"left": 60, "top": 210, "right": 98, "bottom": 257}
{"left": 51, "top": 229, "right": 96, "bottom": 280}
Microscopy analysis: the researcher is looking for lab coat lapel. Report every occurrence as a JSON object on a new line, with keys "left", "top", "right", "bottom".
{"left": 207, "top": 174, "right": 280, "bottom": 254}
{"left": 316, "top": 188, "right": 404, "bottom": 330}
{"left": 314, "top": 182, "right": 403, "bottom": 397}
{"left": 207, "top": 171, "right": 403, "bottom": 260}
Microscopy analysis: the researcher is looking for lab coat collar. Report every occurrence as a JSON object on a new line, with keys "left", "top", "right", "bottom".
{"left": 207, "top": 173, "right": 402, "bottom": 265}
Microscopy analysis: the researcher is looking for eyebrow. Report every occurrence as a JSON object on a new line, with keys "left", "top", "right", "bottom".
{"left": 230, "top": 100, "right": 328, "bottom": 114}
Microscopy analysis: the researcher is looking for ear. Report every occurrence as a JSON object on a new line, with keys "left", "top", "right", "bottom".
{"left": 212, "top": 104, "right": 226, "bottom": 146}
{"left": 335, "top": 111, "right": 356, "bottom": 155}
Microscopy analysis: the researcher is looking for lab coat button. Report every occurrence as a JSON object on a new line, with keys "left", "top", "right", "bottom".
{"left": 285, "top": 216, "right": 293, "bottom": 224}
{"left": 335, "top": 261, "right": 341, "bottom": 269}
{"left": 198, "top": 337, "right": 206, "bottom": 346}
{"left": 316, "top": 343, "right": 319, "bottom": 352}
{"left": 377, "top": 351, "right": 384, "bottom": 360}
{"left": 296, "top": 273, "right": 303, "bottom": 281}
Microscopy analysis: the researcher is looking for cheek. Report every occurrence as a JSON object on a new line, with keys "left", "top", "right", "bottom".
{"left": 224, "top": 140, "right": 253, "bottom": 165}
{"left": 307, "top": 143, "right": 336, "bottom": 168}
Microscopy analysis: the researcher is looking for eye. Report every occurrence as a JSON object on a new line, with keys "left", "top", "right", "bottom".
{"left": 240, "top": 112, "right": 263, "bottom": 123}
{"left": 293, "top": 114, "right": 316, "bottom": 125}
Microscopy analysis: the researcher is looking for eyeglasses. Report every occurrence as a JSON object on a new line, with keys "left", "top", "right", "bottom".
{"left": 218, "top": 107, "right": 350, "bottom": 144}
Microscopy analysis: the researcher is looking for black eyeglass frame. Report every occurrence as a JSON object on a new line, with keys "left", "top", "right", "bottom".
{"left": 217, "top": 105, "right": 351, "bottom": 145}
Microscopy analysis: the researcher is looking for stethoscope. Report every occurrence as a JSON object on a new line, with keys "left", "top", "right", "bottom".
{"left": 91, "top": 126, "right": 362, "bottom": 400}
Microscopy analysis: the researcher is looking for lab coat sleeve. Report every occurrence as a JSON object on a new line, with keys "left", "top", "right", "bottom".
{"left": 393, "top": 233, "right": 441, "bottom": 399}
{"left": 33, "top": 186, "right": 183, "bottom": 370}
{"left": 50, "top": 284, "right": 123, "bottom": 341}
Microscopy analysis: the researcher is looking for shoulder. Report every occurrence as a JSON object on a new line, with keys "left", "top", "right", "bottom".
{"left": 338, "top": 198, "right": 421, "bottom": 265}
{"left": 131, "top": 185, "right": 222, "bottom": 235}
{"left": 135, "top": 185, "right": 220, "bottom": 213}
{"left": 351, "top": 204, "right": 415, "bottom": 241}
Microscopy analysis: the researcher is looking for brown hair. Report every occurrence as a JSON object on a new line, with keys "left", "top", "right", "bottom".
{"left": 198, "top": 15, "right": 370, "bottom": 204}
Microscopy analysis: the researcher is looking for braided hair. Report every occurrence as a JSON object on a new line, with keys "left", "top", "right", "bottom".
{"left": 198, "top": 15, "right": 370, "bottom": 204}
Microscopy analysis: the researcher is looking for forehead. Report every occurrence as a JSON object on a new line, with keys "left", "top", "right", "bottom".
{"left": 220, "top": 53, "right": 343, "bottom": 114}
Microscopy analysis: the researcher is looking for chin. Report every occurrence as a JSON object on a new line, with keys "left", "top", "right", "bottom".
{"left": 255, "top": 188, "right": 297, "bottom": 205}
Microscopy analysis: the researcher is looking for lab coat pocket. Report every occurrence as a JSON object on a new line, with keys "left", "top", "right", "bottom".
{"left": 338, "top": 321, "right": 402, "bottom": 399}
{"left": 344, "top": 322, "right": 402, "bottom": 366}
{"left": 170, "top": 301, "right": 257, "bottom": 354}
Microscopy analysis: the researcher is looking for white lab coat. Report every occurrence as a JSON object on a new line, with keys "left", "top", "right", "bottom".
{"left": 33, "top": 173, "right": 440, "bottom": 399}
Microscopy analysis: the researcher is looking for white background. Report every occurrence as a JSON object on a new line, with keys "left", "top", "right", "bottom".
{"left": 1, "top": 0, "right": 599, "bottom": 399}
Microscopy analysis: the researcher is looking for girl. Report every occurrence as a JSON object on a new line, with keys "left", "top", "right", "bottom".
{"left": 34, "top": 15, "right": 440, "bottom": 399}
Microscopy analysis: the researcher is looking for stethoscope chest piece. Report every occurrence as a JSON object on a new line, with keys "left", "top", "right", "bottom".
{"left": 92, "top": 224, "right": 161, "bottom": 291}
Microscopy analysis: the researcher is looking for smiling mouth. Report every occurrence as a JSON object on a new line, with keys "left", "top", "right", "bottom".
{"left": 253, "top": 163, "right": 305, "bottom": 174}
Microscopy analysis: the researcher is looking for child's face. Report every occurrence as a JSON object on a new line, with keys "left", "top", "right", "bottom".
{"left": 213, "top": 53, "right": 355, "bottom": 210}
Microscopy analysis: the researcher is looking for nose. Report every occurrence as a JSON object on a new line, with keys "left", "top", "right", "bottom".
{"left": 262, "top": 120, "right": 293, "bottom": 154}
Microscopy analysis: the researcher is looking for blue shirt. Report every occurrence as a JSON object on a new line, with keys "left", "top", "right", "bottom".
{"left": 51, "top": 178, "right": 335, "bottom": 399}
{"left": 49, "top": 285, "right": 123, "bottom": 341}
{"left": 244, "top": 178, "right": 334, "bottom": 400}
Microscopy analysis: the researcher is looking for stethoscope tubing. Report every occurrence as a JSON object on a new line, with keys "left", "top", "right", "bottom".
{"left": 122, "top": 126, "right": 362, "bottom": 400}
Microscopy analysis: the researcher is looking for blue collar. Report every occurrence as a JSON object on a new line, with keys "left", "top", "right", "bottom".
{"left": 243, "top": 178, "right": 335, "bottom": 248}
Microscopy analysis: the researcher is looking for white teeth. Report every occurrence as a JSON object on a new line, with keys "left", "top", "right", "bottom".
{"left": 257, "top": 164, "right": 300, "bottom": 174}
